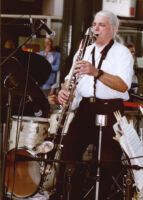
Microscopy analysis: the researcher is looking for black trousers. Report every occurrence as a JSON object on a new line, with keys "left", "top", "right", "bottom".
{"left": 59, "top": 98, "right": 124, "bottom": 200}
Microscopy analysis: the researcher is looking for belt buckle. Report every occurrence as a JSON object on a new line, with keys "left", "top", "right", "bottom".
{"left": 89, "top": 97, "right": 96, "bottom": 103}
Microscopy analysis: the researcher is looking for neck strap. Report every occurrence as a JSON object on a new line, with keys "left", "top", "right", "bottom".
{"left": 92, "top": 39, "right": 114, "bottom": 69}
{"left": 92, "top": 39, "right": 114, "bottom": 97}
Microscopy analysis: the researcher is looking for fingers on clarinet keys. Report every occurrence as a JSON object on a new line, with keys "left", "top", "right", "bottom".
{"left": 36, "top": 141, "right": 54, "bottom": 154}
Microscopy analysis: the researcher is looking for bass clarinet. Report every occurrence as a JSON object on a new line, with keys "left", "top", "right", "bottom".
{"left": 54, "top": 27, "right": 96, "bottom": 149}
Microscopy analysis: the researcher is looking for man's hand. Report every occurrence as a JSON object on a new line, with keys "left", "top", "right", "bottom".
{"left": 74, "top": 60, "right": 128, "bottom": 92}
{"left": 48, "top": 94, "right": 59, "bottom": 105}
{"left": 58, "top": 89, "right": 69, "bottom": 105}
{"left": 74, "top": 60, "right": 99, "bottom": 77}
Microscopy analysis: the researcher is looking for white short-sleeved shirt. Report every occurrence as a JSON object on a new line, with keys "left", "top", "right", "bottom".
{"left": 66, "top": 40, "right": 134, "bottom": 110}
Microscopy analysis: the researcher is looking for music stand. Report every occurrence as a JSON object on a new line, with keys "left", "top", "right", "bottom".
{"left": 95, "top": 114, "right": 108, "bottom": 200}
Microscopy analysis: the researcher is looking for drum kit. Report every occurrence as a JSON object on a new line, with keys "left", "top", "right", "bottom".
{"left": 1, "top": 55, "right": 61, "bottom": 199}
{"left": 4, "top": 114, "right": 61, "bottom": 199}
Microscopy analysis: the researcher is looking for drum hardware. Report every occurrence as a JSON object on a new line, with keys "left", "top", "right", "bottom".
{"left": 8, "top": 148, "right": 105, "bottom": 199}
{"left": 1, "top": 33, "right": 52, "bottom": 198}
{"left": 15, "top": 153, "right": 103, "bottom": 165}
{"left": 121, "top": 154, "right": 135, "bottom": 200}
{"left": 2, "top": 87, "right": 13, "bottom": 200}
{"left": 66, "top": 168, "right": 74, "bottom": 200}
{"left": 4, "top": 145, "right": 64, "bottom": 199}
{"left": 123, "top": 173, "right": 133, "bottom": 200}
{"left": 36, "top": 141, "right": 54, "bottom": 154}
{"left": 9, "top": 116, "right": 50, "bottom": 150}
{"left": 45, "top": 164, "right": 52, "bottom": 175}
{"left": 40, "top": 154, "right": 48, "bottom": 175}
{"left": 5, "top": 148, "right": 41, "bottom": 198}
{"left": 111, "top": 175, "right": 124, "bottom": 199}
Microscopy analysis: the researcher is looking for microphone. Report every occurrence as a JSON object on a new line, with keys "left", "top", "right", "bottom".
{"left": 29, "top": 15, "right": 36, "bottom": 38}
{"left": 39, "top": 19, "right": 55, "bottom": 38}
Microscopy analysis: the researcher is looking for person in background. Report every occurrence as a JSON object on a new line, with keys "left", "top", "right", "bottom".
{"left": 4, "top": 39, "right": 16, "bottom": 49}
{"left": 2, "top": 39, "right": 16, "bottom": 56}
{"left": 126, "top": 43, "right": 135, "bottom": 57}
{"left": 47, "top": 94, "right": 59, "bottom": 105}
{"left": 56, "top": 10, "right": 134, "bottom": 200}
{"left": 126, "top": 42, "right": 138, "bottom": 94}
{"left": 39, "top": 37, "right": 61, "bottom": 96}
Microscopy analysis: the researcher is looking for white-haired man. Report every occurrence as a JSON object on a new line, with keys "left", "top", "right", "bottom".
{"left": 57, "top": 10, "right": 134, "bottom": 200}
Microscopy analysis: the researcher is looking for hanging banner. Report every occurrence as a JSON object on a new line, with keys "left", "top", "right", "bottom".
{"left": 102, "top": 0, "right": 136, "bottom": 17}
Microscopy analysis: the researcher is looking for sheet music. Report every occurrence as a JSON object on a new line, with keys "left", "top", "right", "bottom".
{"left": 113, "top": 118, "right": 143, "bottom": 191}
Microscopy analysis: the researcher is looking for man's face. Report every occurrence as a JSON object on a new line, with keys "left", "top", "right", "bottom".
{"left": 128, "top": 47, "right": 135, "bottom": 56}
{"left": 44, "top": 38, "right": 52, "bottom": 47}
{"left": 92, "top": 15, "right": 116, "bottom": 46}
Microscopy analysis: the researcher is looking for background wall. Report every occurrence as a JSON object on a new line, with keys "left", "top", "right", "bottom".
{"left": 1, "top": 0, "right": 143, "bottom": 90}
{"left": 42, "top": 0, "right": 63, "bottom": 17}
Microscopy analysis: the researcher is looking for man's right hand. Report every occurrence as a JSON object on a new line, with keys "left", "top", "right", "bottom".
{"left": 58, "top": 89, "right": 69, "bottom": 105}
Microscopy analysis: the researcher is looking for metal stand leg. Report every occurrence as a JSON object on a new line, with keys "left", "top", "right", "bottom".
{"left": 95, "top": 114, "right": 107, "bottom": 200}
{"left": 66, "top": 169, "right": 72, "bottom": 200}
{"left": 95, "top": 125, "right": 103, "bottom": 200}
{"left": 2, "top": 89, "right": 12, "bottom": 199}
{"left": 65, "top": 165, "right": 75, "bottom": 200}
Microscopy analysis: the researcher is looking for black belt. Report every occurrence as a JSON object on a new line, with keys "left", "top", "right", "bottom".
{"left": 82, "top": 97, "right": 123, "bottom": 104}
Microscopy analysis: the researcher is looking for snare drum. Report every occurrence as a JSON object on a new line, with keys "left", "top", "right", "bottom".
{"left": 9, "top": 116, "right": 50, "bottom": 150}
{"left": 5, "top": 148, "right": 41, "bottom": 198}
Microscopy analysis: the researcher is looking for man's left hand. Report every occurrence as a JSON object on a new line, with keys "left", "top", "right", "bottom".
{"left": 74, "top": 60, "right": 98, "bottom": 76}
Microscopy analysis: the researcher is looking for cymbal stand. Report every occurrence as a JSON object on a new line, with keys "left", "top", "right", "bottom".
{"left": 95, "top": 114, "right": 107, "bottom": 200}
{"left": 2, "top": 72, "right": 21, "bottom": 199}
{"left": 1, "top": 88, "right": 12, "bottom": 199}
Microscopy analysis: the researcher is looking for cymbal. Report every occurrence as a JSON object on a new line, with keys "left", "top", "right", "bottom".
{"left": 15, "top": 50, "right": 52, "bottom": 86}
{"left": 1, "top": 57, "right": 45, "bottom": 98}
{"left": 1, "top": 57, "right": 50, "bottom": 121}
{"left": 2, "top": 48, "right": 52, "bottom": 87}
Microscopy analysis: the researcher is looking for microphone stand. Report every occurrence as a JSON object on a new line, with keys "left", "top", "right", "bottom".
{"left": 0, "top": 22, "right": 44, "bottom": 67}
{"left": 1, "top": 87, "right": 13, "bottom": 199}
{"left": 94, "top": 114, "right": 108, "bottom": 200}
